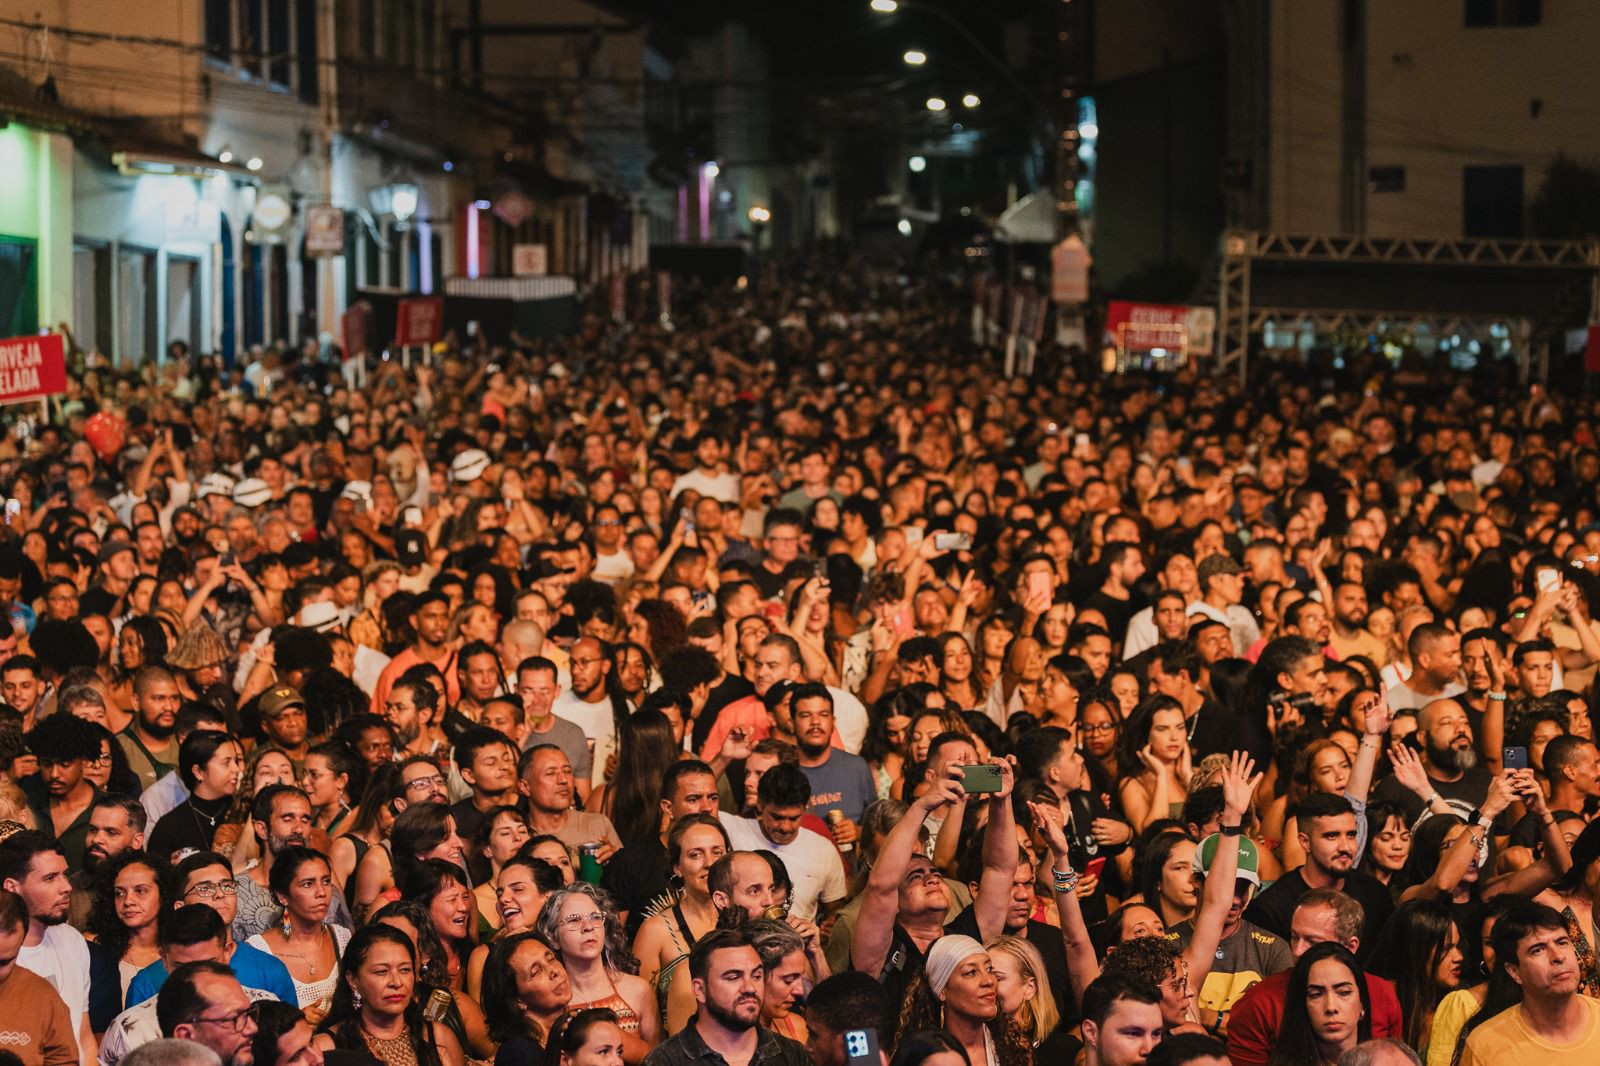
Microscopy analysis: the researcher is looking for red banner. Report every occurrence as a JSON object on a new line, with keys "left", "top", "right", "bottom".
{"left": 342, "top": 302, "right": 371, "bottom": 360}
{"left": 0, "top": 334, "right": 66, "bottom": 405}
{"left": 1103, "top": 300, "right": 1216, "bottom": 355}
{"left": 1587, "top": 324, "right": 1600, "bottom": 374}
{"left": 394, "top": 297, "right": 445, "bottom": 347}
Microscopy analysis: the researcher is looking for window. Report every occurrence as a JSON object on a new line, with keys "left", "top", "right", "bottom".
{"left": 1368, "top": 166, "right": 1405, "bottom": 193}
{"left": 1465, "top": 0, "right": 1540, "bottom": 26}
{"left": 0, "top": 237, "right": 39, "bottom": 336}
{"left": 1463, "top": 165, "right": 1524, "bottom": 236}
{"left": 268, "top": 0, "right": 291, "bottom": 88}
{"left": 205, "top": 0, "right": 232, "bottom": 61}
{"left": 296, "top": 0, "right": 318, "bottom": 103}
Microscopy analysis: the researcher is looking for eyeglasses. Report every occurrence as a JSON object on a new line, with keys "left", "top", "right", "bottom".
{"left": 557, "top": 911, "right": 606, "bottom": 929}
{"left": 405, "top": 774, "right": 446, "bottom": 792}
{"left": 187, "top": 1002, "right": 259, "bottom": 1032}
{"left": 187, "top": 879, "right": 239, "bottom": 901}
{"left": 1080, "top": 722, "right": 1117, "bottom": 735}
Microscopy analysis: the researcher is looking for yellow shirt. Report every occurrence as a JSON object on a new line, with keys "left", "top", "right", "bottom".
{"left": 1459, "top": 997, "right": 1600, "bottom": 1066}
{"left": 1427, "top": 987, "right": 1482, "bottom": 1066}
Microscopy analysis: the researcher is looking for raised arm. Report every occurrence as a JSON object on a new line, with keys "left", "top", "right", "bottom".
{"left": 1344, "top": 694, "right": 1390, "bottom": 805}
{"left": 1030, "top": 799, "right": 1100, "bottom": 1011}
{"left": 1402, "top": 774, "right": 1515, "bottom": 903}
{"left": 1484, "top": 768, "right": 1573, "bottom": 899}
{"left": 971, "top": 759, "right": 1019, "bottom": 944}
{"left": 1389, "top": 743, "right": 1455, "bottom": 821}
{"left": 852, "top": 767, "right": 964, "bottom": 976}
{"left": 1183, "top": 752, "right": 1259, "bottom": 992}
{"left": 1477, "top": 638, "right": 1509, "bottom": 774}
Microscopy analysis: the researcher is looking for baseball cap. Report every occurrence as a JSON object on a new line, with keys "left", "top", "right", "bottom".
{"left": 233, "top": 478, "right": 272, "bottom": 508}
{"left": 396, "top": 529, "right": 428, "bottom": 567}
{"left": 451, "top": 449, "right": 489, "bottom": 483}
{"left": 259, "top": 685, "right": 306, "bottom": 719}
{"left": 1196, "top": 553, "right": 1245, "bottom": 585}
{"left": 97, "top": 541, "right": 135, "bottom": 565}
{"left": 340, "top": 481, "right": 374, "bottom": 509}
{"left": 1193, "top": 832, "right": 1261, "bottom": 887}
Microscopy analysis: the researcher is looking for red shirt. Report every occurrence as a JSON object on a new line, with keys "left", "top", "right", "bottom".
{"left": 1226, "top": 969, "right": 1403, "bottom": 1066}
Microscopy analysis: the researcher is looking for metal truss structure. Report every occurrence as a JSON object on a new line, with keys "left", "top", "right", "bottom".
{"left": 1217, "top": 229, "right": 1600, "bottom": 383}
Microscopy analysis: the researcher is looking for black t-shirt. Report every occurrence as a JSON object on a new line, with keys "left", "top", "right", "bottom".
{"left": 1083, "top": 589, "right": 1140, "bottom": 645}
{"left": 1508, "top": 807, "right": 1580, "bottom": 849}
{"left": 1243, "top": 866, "right": 1394, "bottom": 963}
{"left": 753, "top": 564, "right": 787, "bottom": 601}
{"left": 947, "top": 906, "right": 1075, "bottom": 1024}
{"left": 1062, "top": 788, "right": 1123, "bottom": 927}
{"left": 147, "top": 794, "right": 233, "bottom": 865}
{"left": 601, "top": 834, "right": 670, "bottom": 940}
{"left": 1371, "top": 766, "right": 1497, "bottom": 827}
{"left": 79, "top": 586, "right": 119, "bottom": 619}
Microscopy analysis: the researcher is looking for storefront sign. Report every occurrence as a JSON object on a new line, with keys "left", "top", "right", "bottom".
{"left": 306, "top": 206, "right": 346, "bottom": 255}
{"left": 394, "top": 297, "right": 445, "bottom": 347}
{"left": 249, "top": 186, "right": 294, "bottom": 244}
{"left": 0, "top": 334, "right": 67, "bottom": 405}
{"left": 494, "top": 192, "right": 534, "bottom": 229}
{"left": 342, "top": 301, "right": 371, "bottom": 360}
{"left": 1104, "top": 300, "right": 1216, "bottom": 356}
{"left": 512, "top": 244, "right": 548, "bottom": 276}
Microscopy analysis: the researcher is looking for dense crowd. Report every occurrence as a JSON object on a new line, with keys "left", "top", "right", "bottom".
{"left": 0, "top": 259, "right": 1594, "bottom": 1066}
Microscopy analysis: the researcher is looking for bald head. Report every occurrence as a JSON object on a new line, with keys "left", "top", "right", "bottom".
{"left": 500, "top": 620, "right": 544, "bottom": 667}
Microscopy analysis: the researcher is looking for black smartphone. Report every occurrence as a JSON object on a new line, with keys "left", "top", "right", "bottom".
{"left": 1503, "top": 746, "right": 1530, "bottom": 770}
{"left": 219, "top": 552, "right": 235, "bottom": 568}
{"left": 960, "top": 763, "right": 1003, "bottom": 794}
{"left": 845, "top": 1029, "right": 881, "bottom": 1066}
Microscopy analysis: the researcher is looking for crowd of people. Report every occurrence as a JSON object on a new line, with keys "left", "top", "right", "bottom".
{"left": 0, "top": 260, "right": 1593, "bottom": 1066}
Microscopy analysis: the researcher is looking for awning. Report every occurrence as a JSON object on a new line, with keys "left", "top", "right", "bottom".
{"left": 995, "top": 190, "right": 1057, "bottom": 244}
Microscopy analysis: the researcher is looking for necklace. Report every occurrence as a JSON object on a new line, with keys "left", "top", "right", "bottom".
{"left": 279, "top": 925, "right": 330, "bottom": 977}
{"left": 361, "top": 1025, "right": 419, "bottom": 1066}
{"left": 188, "top": 795, "right": 229, "bottom": 842}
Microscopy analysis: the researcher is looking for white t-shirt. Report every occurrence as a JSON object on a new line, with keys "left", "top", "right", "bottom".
{"left": 719, "top": 813, "right": 848, "bottom": 922}
{"left": 591, "top": 549, "right": 636, "bottom": 586}
{"left": 671, "top": 468, "right": 742, "bottom": 503}
{"left": 828, "top": 685, "right": 868, "bottom": 754}
{"left": 552, "top": 691, "right": 619, "bottom": 751}
{"left": 20, "top": 925, "right": 90, "bottom": 1040}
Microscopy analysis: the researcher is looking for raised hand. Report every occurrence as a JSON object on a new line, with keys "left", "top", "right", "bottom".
{"left": 1138, "top": 744, "right": 1166, "bottom": 776}
{"left": 1219, "top": 751, "right": 1261, "bottom": 821}
{"left": 1357, "top": 691, "right": 1393, "bottom": 738}
{"left": 1027, "top": 800, "right": 1071, "bottom": 859}
{"left": 918, "top": 766, "right": 966, "bottom": 814}
{"left": 1389, "top": 742, "right": 1432, "bottom": 798}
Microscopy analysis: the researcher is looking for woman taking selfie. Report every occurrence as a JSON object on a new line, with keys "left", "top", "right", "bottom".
{"left": 314, "top": 923, "right": 465, "bottom": 1066}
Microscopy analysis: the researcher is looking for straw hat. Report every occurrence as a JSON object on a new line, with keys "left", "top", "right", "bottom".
{"left": 167, "top": 623, "right": 229, "bottom": 670}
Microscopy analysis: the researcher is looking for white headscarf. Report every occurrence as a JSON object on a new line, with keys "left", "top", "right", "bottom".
{"left": 925, "top": 935, "right": 988, "bottom": 997}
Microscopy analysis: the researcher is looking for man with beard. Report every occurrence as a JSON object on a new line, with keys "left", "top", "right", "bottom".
{"left": 0, "top": 888, "right": 77, "bottom": 1066}
{"left": 230, "top": 784, "right": 353, "bottom": 942}
{"left": 790, "top": 685, "right": 872, "bottom": 849}
{"left": 1242, "top": 793, "right": 1394, "bottom": 961}
{"left": 22, "top": 711, "right": 104, "bottom": 873}
{"left": 1384, "top": 623, "right": 1465, "bottom": 712}
{"left": 551, "top": 636, "right": 621, "bottom": 768}
{"left": 1329, "top": 581, "right": 1387, "bottom": 665}
{"left": 1373, "top": 698, "right": 1494, "bottom": 823}
{"left": 384, "top": 677, "right": 447, "bottom": 758}
{"left": 720, "top": 765, "right": 847, "bottom": 923}
{"left": 0, "top": 832, "right": 96, "bottom": 1059}
{"left": 644, "top": 928, "right": 808, "bottom": 1066}
{"left": 369, "top": 591, "right": 460, "bottom": 715}
{"left": 70, "top": 795, "right": 147, "bottom": 926}
{"left": 118, "top": 667, "right": 183, "bottom": 791}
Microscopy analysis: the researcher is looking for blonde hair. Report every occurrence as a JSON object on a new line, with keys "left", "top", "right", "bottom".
{"left": 0, "top": 779, "right": 35, "bottom": 830}
{"left": 987, "top": 935, "right": 1058, "bottom": 1045}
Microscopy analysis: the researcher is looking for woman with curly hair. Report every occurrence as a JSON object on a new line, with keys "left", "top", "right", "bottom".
{"left": 536, "top": 883, "right": 659, "bottom": 1059}
{"left": 895, "top": 935, "right": 1031, "bottom": 1066}
{"left": 862, "top": 687, "right": 926, "bottom": 801}
{"left": 313, "top": 923, "right": 465, "bottom": 1066}
{"left": 85, "top": 850, "right": 165, "bottom": 999}
{"left": 110, "top": 616, "right": 169, "bottom": 713}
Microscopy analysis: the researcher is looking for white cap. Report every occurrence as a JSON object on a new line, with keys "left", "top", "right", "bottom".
{"left": 197, "top": 473, "right": 237, "bottom": 499}
{"left": 297, "top": 600, "right": 341, "bottom": 632}
{"left": 340, "top": 480, "right": 373, "bottom": 508}
{"left": 232, "top": 478, "right": 271, "bottom": 508}
{"left": 451, "top": 449, "right": 490, "bottom": 483}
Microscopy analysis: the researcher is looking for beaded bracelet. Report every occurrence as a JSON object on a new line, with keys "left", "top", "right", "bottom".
{"left": 1052, "top": 866, "right": 1079, "bottom": 894}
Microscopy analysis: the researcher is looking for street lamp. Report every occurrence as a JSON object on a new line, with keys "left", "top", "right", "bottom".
{"left": 747, "top": 206, "right": 771, "bottom": 224}
{"left": 903, "top": 49, "right": 927, "bottom": 65}
{"left": 962, "top": 93, "right": 981, "bottom": 109}
{"left": 908, "top": 156, "right": 927, "bottom": 172}
{"left": 926, "top": 97, "right": 946, "bottom": 112}
{"left": 870, "top": 0, "right": 899, "bottom": 11}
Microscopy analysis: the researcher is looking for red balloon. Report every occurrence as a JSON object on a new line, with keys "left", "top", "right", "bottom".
{"left": 83, "top": 412, "right": 125, "bottom": 462}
